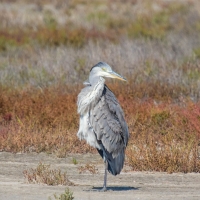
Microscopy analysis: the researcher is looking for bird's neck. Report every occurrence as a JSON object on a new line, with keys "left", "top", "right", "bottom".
{"left": 89, "top": 75, "right": 105, "bottom": 86}
{"left": 78, "top": 77, "right": 105, "bottom": 115}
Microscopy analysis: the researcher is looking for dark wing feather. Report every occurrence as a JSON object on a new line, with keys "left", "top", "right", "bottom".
{"left": 104, "top": 85, "right": 129, "bottom": 146}
{"left": 89, "top": 85, "right": 129, "bottom": 175}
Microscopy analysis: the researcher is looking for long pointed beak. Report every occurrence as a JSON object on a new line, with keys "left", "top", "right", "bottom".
{"left": 109, "top": 71, "right": 127, "bottom": 81}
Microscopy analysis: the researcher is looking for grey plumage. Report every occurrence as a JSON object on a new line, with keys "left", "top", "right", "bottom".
{"left": 77, "top": 62, "right": 129, "bottom": 191}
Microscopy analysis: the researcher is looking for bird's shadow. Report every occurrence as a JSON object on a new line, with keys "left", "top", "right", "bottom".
{"left": 85, "top": 186, "right": 139, "bottom": 192}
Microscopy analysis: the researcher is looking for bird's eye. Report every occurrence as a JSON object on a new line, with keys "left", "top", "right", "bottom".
{"left": 102, "top": 67, "right": 106, "bottom": 71}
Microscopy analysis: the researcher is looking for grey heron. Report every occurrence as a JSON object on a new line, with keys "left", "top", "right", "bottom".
{"left": 77, "top": 62, "right": 129, "bottom": 191}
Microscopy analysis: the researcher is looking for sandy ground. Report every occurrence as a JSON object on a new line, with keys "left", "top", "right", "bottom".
{"left": 0, "top": 152, "right": 200, "bottom": 200}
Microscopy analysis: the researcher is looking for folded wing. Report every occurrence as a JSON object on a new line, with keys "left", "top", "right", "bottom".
{"left": 90, "top": 85, "right": 129, "bottom": 175}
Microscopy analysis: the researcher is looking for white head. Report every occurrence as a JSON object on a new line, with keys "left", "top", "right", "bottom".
{"left": 89, "top": 62, "right": 126, "bottom": 84}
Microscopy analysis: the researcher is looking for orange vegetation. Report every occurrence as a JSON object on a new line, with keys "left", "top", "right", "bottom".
{"left": 0, "top": 84, "right": 199, "bottom": 172}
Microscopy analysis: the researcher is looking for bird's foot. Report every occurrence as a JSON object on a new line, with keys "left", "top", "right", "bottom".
{"left": 100, "top": 186, "right": 107, "bottom": 192}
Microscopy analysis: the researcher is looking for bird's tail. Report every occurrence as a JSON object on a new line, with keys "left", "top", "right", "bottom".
{"left": 97, "top": 147, "right": 125, "bottom": 176}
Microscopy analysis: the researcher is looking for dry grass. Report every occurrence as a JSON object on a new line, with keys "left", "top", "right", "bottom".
{"left": 125, "top": 100, "right": 200, "bottom": 173}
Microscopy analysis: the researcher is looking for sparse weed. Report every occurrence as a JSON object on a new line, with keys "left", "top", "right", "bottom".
{"left": 49, "top": 188, "right": 74, "bottom": 200}
{"left": 72, "top": 158, "right": 78, "bottom": 165}
{"left": 23, "top": 162, "right": 73, "bottom": 186}
{"left": 78, "top": 164, "right": 99, "bottom": 174}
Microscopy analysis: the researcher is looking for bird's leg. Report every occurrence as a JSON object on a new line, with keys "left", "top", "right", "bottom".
{"left": 101, "top": 159, "right": 108, "bottom": 192}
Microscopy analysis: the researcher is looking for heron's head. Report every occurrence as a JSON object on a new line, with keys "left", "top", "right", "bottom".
{"left": 89, "top": 62, "right": 127, "bottom": 82}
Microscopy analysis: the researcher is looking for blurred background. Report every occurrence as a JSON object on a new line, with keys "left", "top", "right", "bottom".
{"left": 0, "top": 0, "right": 200, "bottom": 98}
{"left": 0, "top": 0, "right": 200, "bottom": 172}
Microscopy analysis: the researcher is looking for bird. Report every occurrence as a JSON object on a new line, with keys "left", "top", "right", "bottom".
{"left": 77, "top": 62, "right": 129, "bottom": 191}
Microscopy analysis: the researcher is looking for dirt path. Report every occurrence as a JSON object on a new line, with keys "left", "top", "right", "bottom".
{"left": 0, "top": 152, "right": 199, "bottom": 200}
